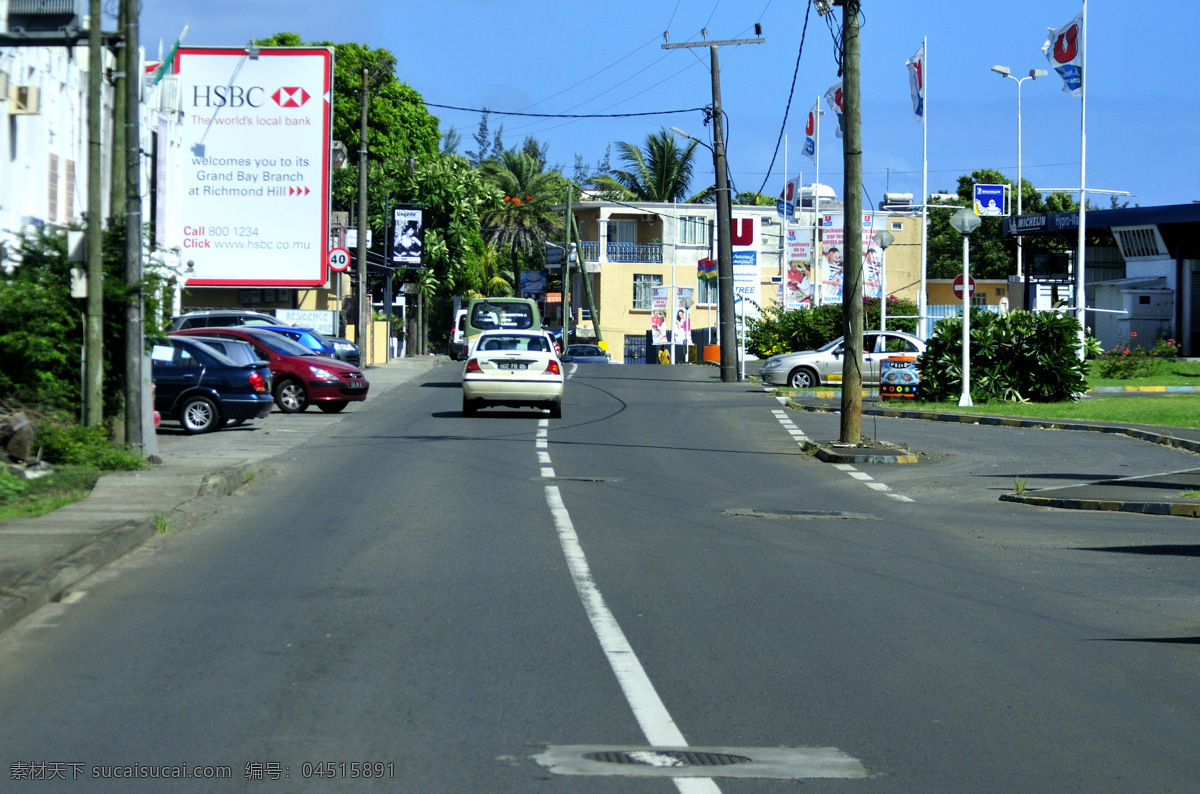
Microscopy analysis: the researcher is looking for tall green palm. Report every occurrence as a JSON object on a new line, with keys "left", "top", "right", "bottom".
{"left": 479, "top": 150, "right": 564, "bottom": 281}
{"left": 589, "top": 128, "right": 713, "bottom": 203}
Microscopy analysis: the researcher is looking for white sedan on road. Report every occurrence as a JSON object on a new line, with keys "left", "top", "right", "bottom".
{"left": 462, "top": 329, "right": 564, "bottom": 418}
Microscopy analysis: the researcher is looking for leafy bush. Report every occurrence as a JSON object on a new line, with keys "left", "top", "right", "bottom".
{"left": 33, "top": 419, "right": 148, "bottom": 471}
{"left": 1090, "top": 333, "right": 1181, "bottom": 379}
{"left": 917, "top": 309, "right": 1087, "bottom": 403}
{"left": 0, "top": 470, "right": 29, "bottom": 501}
{"left": 746, "top": 296, "right": 918, "bottom": 358}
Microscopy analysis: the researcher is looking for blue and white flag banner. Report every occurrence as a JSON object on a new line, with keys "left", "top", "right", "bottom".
{"left": 1042, "top": 11, "right": 1083, "bottom": 97}
{"left": 824, "top": 81, "right": 844, "bottom": 139}
{"left": 802, "top": 102, "right": 822, "bottom": 160}
{"left": 906, "top": 44, "right": 925, "bottom": 121}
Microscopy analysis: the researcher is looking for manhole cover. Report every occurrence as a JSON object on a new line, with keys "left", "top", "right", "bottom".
{"left": 534, "top": 745, "right": 868, "bottom": 780}
{"left": 584, "top": 750, "right": 752, "bottom": 767}
{"left": 724, "top": 508, "right": 874, "bottom": 521}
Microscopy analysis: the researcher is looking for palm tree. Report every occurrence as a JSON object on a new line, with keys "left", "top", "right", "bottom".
{"left": 479, "top": 150, "right": 564, "bottom": 287}
{"left": 473, "top": 243, "right": 513, "bottom": 297}
{"left": 589, "top": 129, "right": 712, "bottom": 203}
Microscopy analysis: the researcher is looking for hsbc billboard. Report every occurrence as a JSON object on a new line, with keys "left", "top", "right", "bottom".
{"left": 173, "top": 47, "right": 333, "bottom": 286}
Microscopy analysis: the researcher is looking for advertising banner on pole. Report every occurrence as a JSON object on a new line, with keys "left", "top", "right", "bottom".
{"left": 173, "top": 47, "right": 333, "bottom": 286}
{"left": 785, "top": 227, "right": 815, "bottom": 309}
{"left": 391, "top": 205, "right": 424, "bottom": 266}
{"left": 816, "top": 213, "right": 887, "bottom": 304}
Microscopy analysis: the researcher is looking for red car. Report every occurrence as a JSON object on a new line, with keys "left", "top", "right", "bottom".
{"left": 171, "top": 327, "right": 369, "bottom": 413}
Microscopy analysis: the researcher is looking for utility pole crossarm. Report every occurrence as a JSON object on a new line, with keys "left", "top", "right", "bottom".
{"left": 662, "top": 38, "right": 765, "bottom": 49}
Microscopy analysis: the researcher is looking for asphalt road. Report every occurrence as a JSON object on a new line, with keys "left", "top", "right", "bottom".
{"left": 0, "top": 361, "right": 1197, "bottom": 792}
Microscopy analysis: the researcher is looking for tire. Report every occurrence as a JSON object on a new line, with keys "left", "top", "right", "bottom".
{"left": 180, "top": 395, "right": 219, "bottom": 434}
{"left": 549, "top": 402, "right": 562, "bottom": 419}
{"left": 787, "top": 367, "right": 819, "bottom": 389}
{"left": 317, "top": 400, "right": 348, "bottom": 413}
{"left": 462, "top": 395, "right": 477, "bottom": 416}
{"left": 274, "top": 378, "right": 308, "bottom": 413}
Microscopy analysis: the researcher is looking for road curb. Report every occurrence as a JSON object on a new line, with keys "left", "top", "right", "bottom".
{"left": 801, "top": 440, "right": 920, "bottom": 464}
{"left": 999, "top": 492, "right": 1200, "bottom": 517}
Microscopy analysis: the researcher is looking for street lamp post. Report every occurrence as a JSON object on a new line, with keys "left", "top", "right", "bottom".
{"left": 873, "top": 229, "right": 895, "bottom": 331}
{"left": 990, "top": 65, "right": 1046, "bottom": 280}
{"left": 950, "top": 208, "right": 980, "bottom": 407}
{"left": 671, "top": 124, "right": 737, "bottom": 380}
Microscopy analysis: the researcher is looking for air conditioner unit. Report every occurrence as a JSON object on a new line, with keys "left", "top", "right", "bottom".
{"left": 8, "top": 85, "right": 41, "bottom": 115}
{"left": 156, "top": 76, "right": 180, "bottom": 114}
{"left": 7, "top": 0, "right": 83, "bottom": 32}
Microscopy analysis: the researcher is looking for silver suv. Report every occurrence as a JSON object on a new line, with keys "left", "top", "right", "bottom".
{"left": 167, "top": 310, "right": 281, "bottom": 332}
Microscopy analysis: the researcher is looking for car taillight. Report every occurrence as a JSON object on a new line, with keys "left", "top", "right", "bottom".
{"left": 248, "top": 370, "right": 268, "bottom": 393}
{"left": 465, "top": 358, "right": 483, "bottom": 373}
{"left": 545, "top": 360, "right": 561, "bottom": 375}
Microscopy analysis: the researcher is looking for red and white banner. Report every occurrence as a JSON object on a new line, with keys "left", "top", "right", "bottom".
{"left": 906, "top": 43, "right": 925, "bottom": 121}
{"left": 824, "top": 81, "right": 844, "bottom": 138}
{"left": 1043, "top": 11, "right": 1084, "bottom": 97}
{"left": 802, "top": 101, "right": 822, "bottom": 161}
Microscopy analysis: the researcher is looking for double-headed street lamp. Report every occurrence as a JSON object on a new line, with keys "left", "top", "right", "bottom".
{"left": 990, "top": 65, "right": 1047, "bottom": 280}
{"left": 950, "top": 208, "right": 981, "bottom": 407}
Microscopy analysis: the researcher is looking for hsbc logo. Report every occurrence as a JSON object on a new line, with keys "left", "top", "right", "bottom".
{"left": 271, "top": 87, "right": 311, "bottom": 108}
{"left": 191, "top": 85, "right": 311, "bottom": 109}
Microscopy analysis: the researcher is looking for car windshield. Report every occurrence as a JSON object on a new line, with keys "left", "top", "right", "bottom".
{"left": 816, "top": 337, "right": 844, "bottom": 352}
{"left": 479, "top": 335, "right": 550, "bottom": 352}
{"left": 472, "top": 303, "right": 534, "bottom": 330}
{"left": 566, "top": 346, "right": 601, "bottom": 356}
{"left": 249, "top": 331, "right": 319, "bottom": 357}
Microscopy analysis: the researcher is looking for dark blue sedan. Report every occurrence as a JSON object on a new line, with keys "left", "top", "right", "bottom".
{"left": 151, "top": 337, "right": 274, "bottom": 434}
{"left": 561, "top": 344, "right": 611, "bottom": 364}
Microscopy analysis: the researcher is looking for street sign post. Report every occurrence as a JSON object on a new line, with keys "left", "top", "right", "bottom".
{"left": 328, "top": 247, "right": 350, "bottom": 272}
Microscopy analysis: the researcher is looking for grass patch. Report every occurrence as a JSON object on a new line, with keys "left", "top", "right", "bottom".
{"left": 1086, "top": 359, "right": 1200, "bottom": 389}
{"left": 154, "top": 513, "right": 170, "bottom": 534}
{"left": 0, "top": 466, "right": 104, "bottom": 521}
{"left": 905, "top": 395, "right": 1200, "bottom": 429}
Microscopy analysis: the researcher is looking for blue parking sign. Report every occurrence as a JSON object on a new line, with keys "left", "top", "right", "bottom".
{"left": 973, "top": 184, "right": 1006, "bottom": 217}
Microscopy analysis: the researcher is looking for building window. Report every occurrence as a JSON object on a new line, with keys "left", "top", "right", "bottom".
{"left": 890, "top": 221, "right": 903, "bottom": 231}
{"left": 633, "top": 274, "right": 662, "bottom": 310}
{"left": 48, "top": 153, "right": 59, "bottom": 222}
{"left": 609, "top": 219, "right": 637, "bottom": 244}
{"left": 678, "top": 215, "right": 708, "bottom": 245}
{"left": 65, "top": 159, "right": 76, "bottom": 222}
{"left": 697, "top": 276, "right": 718, "bottom": 305}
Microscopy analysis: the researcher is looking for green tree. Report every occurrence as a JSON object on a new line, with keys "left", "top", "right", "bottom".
{"left": 479, "top": 150, "right": 566, "bottom": 286}
{"left": 590, "top": 129, "right": 712, "bottom": 203}
{"left": 926, "top": 169, "right": 1079, "bottom": 279}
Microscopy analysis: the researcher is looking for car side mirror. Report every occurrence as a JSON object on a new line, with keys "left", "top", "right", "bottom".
{"left": 833, "top": 346, "right": 844, "bottom": 358}
{"left": 560, "top": 355, "right": 573, "bottom": 362}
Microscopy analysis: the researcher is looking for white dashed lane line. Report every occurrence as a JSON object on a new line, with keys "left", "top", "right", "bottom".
{"left": 766, "top": 389, "right": 914, "bottom": 503}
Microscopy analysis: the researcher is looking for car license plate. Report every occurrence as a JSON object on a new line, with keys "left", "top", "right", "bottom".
{"left": 497, "top": 362, "right": 528, "bottom": 371}
{"left": 347, "top": 381, "right": 365, "bottom": 389}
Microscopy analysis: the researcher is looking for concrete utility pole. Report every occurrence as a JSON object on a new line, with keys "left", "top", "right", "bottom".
{"left": 839, "top": 0, "right": 864, "bottom": 445}
{"left": 85, "top": 0, "right": 104, "bottom": 426}
{"left": 122, "top": 0, "right": 144, "bottom": 452}
{"left": 356, "top": 67, "right": 369, "bottom": 362}
{"left": 663, "top": 34, "right": 764, "bottom": 383}
{"left": 109, "top": 0, "right": 125, "bottom": 218}
{"left": 562, "top": 186, "right": 572, "bottom": 342}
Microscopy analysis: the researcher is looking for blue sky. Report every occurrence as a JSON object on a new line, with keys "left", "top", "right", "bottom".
{"left": 138, "top": 1, "right": 1200, "bottom": 209}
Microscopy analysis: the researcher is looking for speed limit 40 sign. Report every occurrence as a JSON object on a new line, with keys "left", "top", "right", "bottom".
{"left": 328, "top": 248, "right": 351, "bottom": 272}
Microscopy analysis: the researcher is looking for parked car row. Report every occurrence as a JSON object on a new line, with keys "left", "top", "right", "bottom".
{"left": 153, "top": 310, "right": 369, "bottom": 434}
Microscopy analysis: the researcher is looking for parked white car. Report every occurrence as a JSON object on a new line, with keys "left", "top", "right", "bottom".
{"left": 759, "top": 331, "right": 926, "bottom": 389}
{"left": 462, "top": 330, "right": 564, "bottom": 417}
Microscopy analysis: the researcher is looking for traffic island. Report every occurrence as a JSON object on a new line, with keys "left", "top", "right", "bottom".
{"left": 801, "top": 439, "right": 921, "bottom": 465}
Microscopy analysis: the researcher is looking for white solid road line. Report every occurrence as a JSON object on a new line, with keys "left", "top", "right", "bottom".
{"left": 539, "top": 419, "right": 721, "bottom": 794}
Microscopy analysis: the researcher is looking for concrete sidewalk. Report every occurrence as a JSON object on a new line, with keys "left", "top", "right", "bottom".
{"left": 0, "top": 355, "right": 444, "bottom": 635}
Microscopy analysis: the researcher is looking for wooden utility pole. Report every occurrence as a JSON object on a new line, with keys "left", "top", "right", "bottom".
{"left": 122, "top": 0, "right": 144, "bottom": 452}
{"left": 109, "top": 0, "right": 125, "bottom": 219}
{"left": 662, "top": 34, "right": 764, "bottom": 382}
{"left": 85, "top": 0, "right": 104, "bottom": 426}
{"left": 356, "top": 67, "right": 369, "bottom": 362}
{"left": 839, "top": 0, "right": 864, "bottom": 444}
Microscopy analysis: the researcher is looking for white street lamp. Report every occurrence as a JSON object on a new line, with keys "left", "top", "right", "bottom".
{"left": 873, "top": 229, "right": 895, "bottom": 331}
{"left": 950, "top": 208, "right": 981, "bottom": 407}
{"left": 990, "top": 65, "right": 1047, "bottom": 281}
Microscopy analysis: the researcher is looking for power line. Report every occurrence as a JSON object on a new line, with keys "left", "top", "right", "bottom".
{"left": 423, "top": 102, "right": 708, "bottom": 120}
{"left": 754, "top": 0, "right": 814, "bottom": 196}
